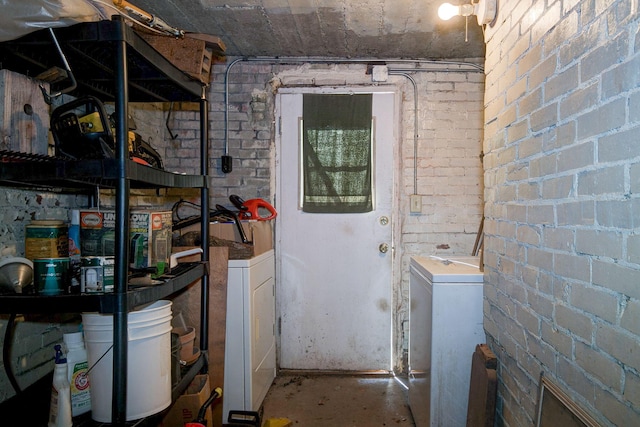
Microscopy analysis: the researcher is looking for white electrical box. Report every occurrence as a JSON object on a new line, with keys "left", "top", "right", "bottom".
{"left": 372, "top": 65, "right": 389, "bottom": 82}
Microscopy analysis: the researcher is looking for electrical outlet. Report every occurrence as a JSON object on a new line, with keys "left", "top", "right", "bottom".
{"left": 410, "top": 194, "right": 422, "bottom": 213}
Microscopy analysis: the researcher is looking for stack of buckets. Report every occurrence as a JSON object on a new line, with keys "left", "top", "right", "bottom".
{"left": 82, "top": 300, "right": 173, "bottom": 422}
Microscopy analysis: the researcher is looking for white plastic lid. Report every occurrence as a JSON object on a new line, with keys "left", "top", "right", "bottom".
{"left": 63, "top": 331, "right": 85, "bottom": 348}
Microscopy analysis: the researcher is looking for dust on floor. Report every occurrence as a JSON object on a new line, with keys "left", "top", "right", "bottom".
{"left": 261, "top": 373, "right": 416, "bottom": 426}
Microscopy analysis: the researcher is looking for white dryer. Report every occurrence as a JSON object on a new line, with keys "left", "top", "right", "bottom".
{"left": 223, "top": 249, "right": 276, "bottom": 421}
{"left": 408, "top": 255, "right": 485, "bottom": 427}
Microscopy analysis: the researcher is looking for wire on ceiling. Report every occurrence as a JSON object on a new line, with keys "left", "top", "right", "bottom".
{"left": 223, "top": 57, "right": 484, "bottom": 153}
{"left": 223, "top": 57, "right": 484, "bottom": 193}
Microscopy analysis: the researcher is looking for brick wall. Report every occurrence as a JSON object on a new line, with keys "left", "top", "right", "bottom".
{"left": 199, "top": 60, "right": 484, "bottom": 369}
{"left": 0, "top": 58, "right": 485, "bottom": 401}
{"left": 0, "top": 189, "right": 83, "bottom": 402}
{"left": 483, "top": 0, "right": 640, "bottom": 425}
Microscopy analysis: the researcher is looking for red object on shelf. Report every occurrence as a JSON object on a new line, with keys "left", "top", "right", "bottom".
{"left": 238, "top": 199, "right": 277, "bottom": 221}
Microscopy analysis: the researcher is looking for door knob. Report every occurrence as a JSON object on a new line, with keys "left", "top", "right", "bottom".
{"left": 379, "top": 243, "right": 389, "bottom": 253}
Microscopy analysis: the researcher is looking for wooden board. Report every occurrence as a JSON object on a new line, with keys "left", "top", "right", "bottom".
{"left": 138, "top": 32, "right": 226, "bottom": 84}
{"left": 466, "top": 344, "right": 497, "bottom": 427}
{"left": 172, "top": 246, "right": 229, "bottom": 426}
{"left": 0, "top": 69, "right": 50, "bottom": 155}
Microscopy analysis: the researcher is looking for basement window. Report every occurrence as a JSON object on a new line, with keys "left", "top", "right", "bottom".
{"left": 535, "top": 373, "right": 599, "bottom": 427}
{"left": 301, "top": 93, "right": 373, "bottom": 213}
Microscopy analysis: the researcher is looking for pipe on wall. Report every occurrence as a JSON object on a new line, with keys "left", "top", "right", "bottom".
{"left": 222, "top": 57, "right": 484, "bottom": 170}
{"left": 388, "top": 71, "right": 418, "bottom": 194}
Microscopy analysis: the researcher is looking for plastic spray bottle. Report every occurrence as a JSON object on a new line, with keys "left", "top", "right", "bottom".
{"left": 68, "top": 209, "right": 81, "bottom": 294}
{"left": 48, "top": 344, "right": 72, "bottom": 427}
{"left": 63, "top": 331, "right": 91, "bottom": 416}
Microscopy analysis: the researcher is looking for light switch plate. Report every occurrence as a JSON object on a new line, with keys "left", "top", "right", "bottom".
{"left": 410, "top": 194, "right": 422, "bottom": 213}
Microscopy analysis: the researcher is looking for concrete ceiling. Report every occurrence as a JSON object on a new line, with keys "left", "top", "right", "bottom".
{"left": 127, "top": 0, "right": 486, "bottom": 60}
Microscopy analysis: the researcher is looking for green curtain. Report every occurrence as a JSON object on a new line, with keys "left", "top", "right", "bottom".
{"left": 302, "top": 94, "right": 373, "bottom": 213}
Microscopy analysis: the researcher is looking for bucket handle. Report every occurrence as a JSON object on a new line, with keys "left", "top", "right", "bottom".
{"left": 86, "top": 344, "right": 113, "bottom": 376}
{"left": 85, "top": 324, "right": 172, "bottom": 373}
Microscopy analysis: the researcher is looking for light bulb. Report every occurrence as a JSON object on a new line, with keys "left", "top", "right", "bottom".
{"left": 438, "top": 3, "right": 460, "bottom": 20}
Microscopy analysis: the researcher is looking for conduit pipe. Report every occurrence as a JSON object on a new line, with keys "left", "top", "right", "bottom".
{"left": 388, "top": 71, "right": 418, "bottom": 194}
{"left": 387, "top": 66, "right": 485, "bottom": 196}
{"left": 222, "top": 57, "right": 484, "bottom": 177}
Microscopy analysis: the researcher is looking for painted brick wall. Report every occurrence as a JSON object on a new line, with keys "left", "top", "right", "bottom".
{"left": 0, "top": 91, "right": 107, "bottom": 401}
{"left": 170, "top": 61, "right": 485, "bottom": 232}
{"left": 201, "top": 60, "right": 484, "bottom": 370}
{"left": 483, "top": 0, "right": 640, "bottom": 425}
{"left": 0, "top": 100, "right": 169, "bottom": 403}
{"left": 0, "top": 188, "right": 84, "bottom": 402}
{"left": 0, "top": 58, "right": 485, "bottom": 401}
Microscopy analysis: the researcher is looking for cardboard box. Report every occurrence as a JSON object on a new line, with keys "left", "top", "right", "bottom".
{"left": 138, "top": 32, "right": 226, "bottom": 84}
{"left": 81, "top": 208, "right": 173, "bottom": 268}
{"left": 129, "top": 210, "right": 172, "bottom": 269}
{"left": 79, "top": 209, "right": 116, "bottom": 256}
{"left": 80, "top": 256, "right": 115, "bottom": 293}
{"left": 161, "top": 375, "right": 213, "bottom": 427}
{"left": 244, "top": 220, "right": 273, "bottom": 256}
{"left": 179, "top": 220, "right": 273, "bottom": 258}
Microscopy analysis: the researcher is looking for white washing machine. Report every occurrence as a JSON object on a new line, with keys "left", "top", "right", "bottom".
{"left": 408, "top": 255, "right": 485, "bottom": 427}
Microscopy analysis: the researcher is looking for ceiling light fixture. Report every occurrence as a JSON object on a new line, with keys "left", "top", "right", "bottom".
{"left": 438, "top": 0, "right": 497, "bottom": 24}
{"left": 438, "top": 0, "right": 497, "bottom": 41}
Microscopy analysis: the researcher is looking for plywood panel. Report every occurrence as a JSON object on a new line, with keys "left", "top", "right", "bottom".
{"left": 466, "top": 344, "right": 497, "bottom": 427}
{"left": 172, "top": 246, "right": 228, "bottom": 426}
{"left": 0, "top": 69, "right": 50, "bottom": 155}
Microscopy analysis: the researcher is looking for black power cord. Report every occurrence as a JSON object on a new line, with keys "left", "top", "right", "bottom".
{"left": 3, "top": 313, "right": 21, "bottom": 394}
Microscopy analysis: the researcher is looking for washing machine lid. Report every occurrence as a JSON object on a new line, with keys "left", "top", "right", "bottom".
{"left": 410, "top": 255, "right": 483, "bottom": 283}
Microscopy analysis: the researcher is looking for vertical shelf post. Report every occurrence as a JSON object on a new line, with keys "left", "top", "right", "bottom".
{"left": 112, "top": 16, "right": 130, "bottom": 426}
{"left": 200, "top": 86, "right": 210, "bottom": 352}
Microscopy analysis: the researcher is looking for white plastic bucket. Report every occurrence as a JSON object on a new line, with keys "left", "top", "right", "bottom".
{"left": 82, "top": 300, "right": 173, "bottom": 422}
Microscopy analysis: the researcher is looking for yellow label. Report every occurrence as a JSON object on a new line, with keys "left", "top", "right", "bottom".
{"left": 78, "top": 112, "right": 104, "bottom": 133}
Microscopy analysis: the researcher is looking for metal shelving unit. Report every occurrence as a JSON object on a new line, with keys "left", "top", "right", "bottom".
{"left": 0, "top": 154, "right": 208, "bottom": 191}
{"left": 0, "top": 17, "right": 212, "bottom": 426}
{"left": 0, "top": 262, "right": 207, "bottom": 314}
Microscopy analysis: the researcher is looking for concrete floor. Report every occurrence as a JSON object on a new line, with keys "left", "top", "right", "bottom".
{"left": 261, "top": 373, "right": 416, "bottom": 426}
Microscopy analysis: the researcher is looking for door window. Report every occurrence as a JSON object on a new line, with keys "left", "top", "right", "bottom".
{"left": 301, "top": 94, "right": 373, "bottom": 213}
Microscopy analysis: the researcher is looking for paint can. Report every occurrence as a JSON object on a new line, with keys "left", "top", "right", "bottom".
{"left": 33, "top": 257, "right": 70, "bottom": 295}
{"left": 25, "top": 220, "right": 69, "bottom": 260}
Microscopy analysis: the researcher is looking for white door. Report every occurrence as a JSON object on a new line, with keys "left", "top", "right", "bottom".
{"left": 276, "top": 89, "right": 396, "bottom": 371}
